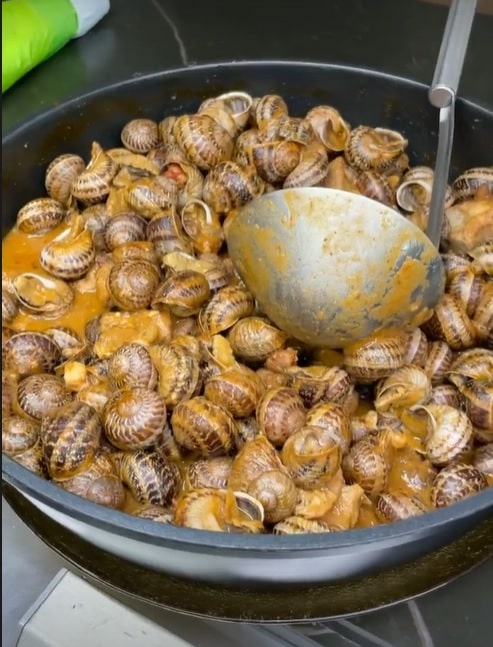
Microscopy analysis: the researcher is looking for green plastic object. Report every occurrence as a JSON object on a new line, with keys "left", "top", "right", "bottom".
{"left": 2, "top": 0, "right": 79, "bottom": 93}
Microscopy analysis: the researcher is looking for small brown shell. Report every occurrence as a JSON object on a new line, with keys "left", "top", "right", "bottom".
{"left": 452, "top": 167, "right": 493, "bottom": 201}
{"left": 107, "top": 343, "right": 158, "bottom": 390}
{"left": 228, "top": 317, "right": 288, "bottom": 363}
{"left": 40, "top": 401, "right": 101, "bottom": 480}
{"left": 345, "top": 126, "right": 408, "bottom": 173}
{"left": 403, "top": 327, "right": 429, "bottom": 367}
{"left": 202, "top": 161, "right": 265, "bottom": 213}
{"left": 228, "top": 435, "right": 285, "bottom": 492}
{"left": 431, "top": 463, "right": 487, "bottom": 508}
{"left": 247, "top": 469, "right": 297, "bottom": 524}
{"left": 103, "top": 387, "right": 167, "bottom": 450}
{"left": 152, "top": 270, "right": 210, "bottom": 317}
{"left": 356, "top": 171, "right": 394, "bottom": 206}
{"left": 251, "top": 140, "right": 301, "bottom": 183}
{"left": 2, "top": 369, "right": 18, "bottom": 416}
{"left": 60, "top": 453, "right": 125, "bottom": 509}
{"left": 173, "top": 114, "right": 234, "bottom": 171}
{"left": 125, "top": 175, "right": 179, "bottom": 218}
{"left": 305, "top": 105, "right": 350, "bottom": 152}
{"left": 233, "top": 416, "right": 260, "bottom": 451}
{"left": 45, "top": 154, "right": 86, "bottom": 205}
{"left": 204, "top": 366, "right": 263, "bottom": 418}
{"left": 72, "top": 142, "right": 118, "bottom": 204}
{"left": 305, "top": 403, "right": 352, "bottom": 454}
{"left": 426, "top": 384, "right": 462, "bottom": 408}
{"left": 424, "top": 341, "right": 454, "bottom": 385}
{"left": 281, "top": 425, "right": 341, "bottom": 488}
{"left": 374, "top": 365, "right": 432, "bottom": 413}
{"left": 116, "top": 450, "right": 181, "bottom": 506}
{"left": 3, "top": 331, "right": 62, "bottom": 378}
{"left": 200, "top": 285, "right": 255, "bottom": 335}
{"left": 256, "top": 387, "right": 306, "bottom": 447}
{"left": 107, "top": 259, "right": 160, "bottom": 311}
{"left": 104, "top": 213, "right": 147, "bottom": 250}
{"left": 273, "top": 516, "right": 330, "bottom": 535}
{"left": 447, "top": 268, "right": 484, "bottom": 318}
{"left": 342, "top": 432, "right": 394, "bottom": 496}
{"left": 253, "top": 95, "right": 289, "bottom": 129}
{"left": 181, "top": 199, "right": 224, "bottom": 255}
{"left": 283, "top": 141, "right": 329, "bottom": 189}
{"left": 146, "top": 208, "right": 192, "bottom": 256}
{"left": 150, "top": 343, "right": 201, "bottom": 408}
{"left": 375, "top": 492, "right": 428, "bottom": 523}
{"left": 171, "top": 396, "right": 235, "bottom": 456}
{"left": 343, "top": 331, "right": 408, "bottom": 383}
{"left": 40, "top": 216, "right": 95, "bottom": 280}
{"left": 2, "top": 415, "right": 39, "bottom": 456}
{"left": 185, "top": 456, "right": 233, "bottom": 490}
{"left": 15, "top": 373, "right": 72, "bottom": 420}
{"left": 421, "top": 294, "right": 477, "bottom": 351}
{"left": 233, "top": 128, "right": 263, "bottom": 166}
{"left": 121, "top": 118, "right": 161, "bottom": 154}
{"left": 472, "top": 444, "right": 493, "bottom": 478}
{"left": 419, "top": 404, "right": 473, "bottom": 467}
{"left": 16, "top": 198, "right": 66, "bottom": 236}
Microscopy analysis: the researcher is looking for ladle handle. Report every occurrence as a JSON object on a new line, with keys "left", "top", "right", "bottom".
{"left": 429, "top": 0, "right": 477, "bottom": 108}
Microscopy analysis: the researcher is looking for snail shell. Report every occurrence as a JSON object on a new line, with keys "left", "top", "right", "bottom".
{"left": 294, "top": 470, "right": 344, "bottom": 519}
{"left": 45, "top": 154, "right": 86, "bottom": 205}
{"left": 163, "top": 251, "right": 231, "bottom": 292}
{"left": 60, "top": 453, "right": 125, "bottom": 509}
{"left": 396, "top": 166, "right": 454, "bottom": 212}
{"left": 228, "top": 317, "right": 288, "bottom": 363}
{"left": 256, "top": 386, "right": 306, "bottom": 447}
{"left": 228, "top": 435, "right": 285, "bottom": 492}
{"left": 233, "top": 128, "right": 263, "bottom": 167}
{"left": 448, "top": 347, "right": 493, "bottom": 383}
{"left": 76, "top": 381, "right": 113, "bottom": 416}
{"left": 103, "top": 213, "right": 147, "bottom": 250}
{"left": 133, "top": 505, "right": 174, "bottom": 523}
{"left": 107, "top": 343, "right": 158, "bottom": 390}
{"left": 200, "top": 285, "right": 255, "bottom": 335}
{"left": 374, "top": 365, "right": 432, "bottom": 413}
{"left": 426, "top": 384, "right": 462, "bottom": 408}
{"left": 273, "top": 515, "right": 330, "bottom": 535}
{"left": 2, "top": 369, "right": 18, "bottom": 416}
{"left": 112, "top": 240, "right": 159, "bottom": 266}
{"left": 150, "top": 342, "right": 201, "bottom": 408}
{"left": 263, "top": 116, "right": 314, "bottom": 146}
{"left": 197, "top": 103, "right": 237, "bottom": 139}
{"left": 305, "top": 105, "right": 350, "bottom": 152}
{"left": 146, "top": 208, "right": 192, "bottom": 256}
{"left": 152, "top": 270, "right": 211, "bottom": 317}
{"left": 106, "top": 147, "right": 161, "bottom": 174}
{"left": 453, "top": 379, "right": 493, "bottom": 433}
{"left": 171, "top": 396, "right": 235, "bottom": 456}
{"left": 375, "top": 492, "right": 428, "bottom": 523}
{"left": 305, "top": 403, "right": 352, "bottom": 454}
{"left": 424, "top": 341, "right": 454, "bottom": 385}
{"left": 472, "top": 444, "right": 493, "bottom": 478}
{"left": 2, "top": 286, "right": 18, "bottom": 325}
{"left": 319, "top": 483, "right": 365, "bottom": 531}
{"left": 107, "top": 259, "right": 160, "bottom": 311}
{"left": 356, "top": 170, "right": 394, "bottom": 206}
{"left": 173, "top": 114, "right": 234, "bottom": 171}
{"left": 421, "top": 294, "right": 476, "bottom": 351}
{"left": 200, "top": 91, "right": 253, "bottom": 131}
{"left": 72, "top": 142, "right": 118, "bottom": 204}
{"left": 181, "top": 199, "right": 224, "bottom": 255}
{"left": 251, "top": 140, "right": 301, "bottom": 183}
{"left": 247, "top": 470, "right": 297, "bottom": 523}
{"left": 40, "top": 215, "right": 95, "bottom": 280}
{"left": 204, "top": 366, "right": 263, "bottom": 418}
{"left": 16, "top": 197, "right": 66, "bottom": 236}
{"left": 202, "top": 161, "right": 265, "bottom": 213}
{"left": 256, "top": 368, "right": 290, "bottom": 390}
{"left": 283, "top": 141, "right": 329, "bottom": 188}
{"left": 121, "top": 118, "right": 160, "bottom": 154}
{"left": 473, "top": 283, "right": 493, "bottom": 347}
{"left": 40, "top": 401, "right": 101, "bottom": 480}
{"left": 441, "top": 252, "right": 472, "bottom": 281}
{"left": 452, "top": 166, "right": 493, "bottom": 201}
{"left": 15, "top": 373, "right": 72, "bottom": 421}
{"left": 343, "top": 331, "right": 407, "bottom": 382}
{"left": 418, "top": 403, "right": 473, "bottom": 467}
{"left": 185, "top": 456, "right": 233, "bottom": 490}
{"left": 103, "top": 387, "right": 167, "bottom": 450}
{"left": 2, "top": 415, "right": 39, "bottom": 456}
{"left": 115, "top": 450, "right": 181, "bottom": 506}
{"left": 469, "top": 241, "right": 493, "bottom": 277}
{"left": 285, "top": 364, "right": 352, "bottom": 409}
{"left": 3, "top": 331, "right": 62, "bottom": 378}
{"left": 11, "top": 440, "right": 47, "bottom": 477}
{"left": 345, "top": 126, "right": 408, "bottom": 173}
{"left": 281, "top": 425, "right": 341, "bottom": 489}
{"left": 403, "top": 327, "right": 429, "bottom": 367}
{"left": 125, "top": 175, "right": 179, "bottom": 218}
{"left": 252, "top": 94, "right": 289, "bottom": 129}
{"left": 45, "top": 327, "right": 85, "bottom": 361}
{"left": 342, "top": 431, "right": 400, "bottom": 496}
{"left": 447, "top": 268, "right": 484, "bottom": 318}
{"left": 11, "top": 273, "right": 74, "bottom": 318}
{"left": 233, "top": 416, "right": 260, "bottom": 451}
{"left": 431, "top": 463, "right": 487, "bottom": 508}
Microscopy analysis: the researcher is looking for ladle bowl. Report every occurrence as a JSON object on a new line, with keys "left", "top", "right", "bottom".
{"left": 226, "top": 187, "right": 446, "bottom": 348}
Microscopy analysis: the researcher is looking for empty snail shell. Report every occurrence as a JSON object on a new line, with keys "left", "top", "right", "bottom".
{"left": 202, "top": 161, "right": 265, "bottom": 213}
{"left": 273, "top": 515, "right": 330, "bottom": 535}
{"left": 60, "top": 452, "right": 125, "bottom": 509}
{"left": 247, "top": 470, "right": 297, "bottom": 523}
{"left": 376, "top": 492, "right": 428, "bottom": 523}
{"left": 181, "top": 199, "right": 224, "bottom": 255}
{"left": 107, "top": 259, "right": 160, "bottom": 311}
{"left": 15, "top": 373, "right": 72, "bottom": 421}
{"left": 40, "top": 215, "right": 95, "bottom": 280}
{"left": 228, "top": 434, "right": 285, "bottom": 492}
{"left": 421, "top": 293, "right": 476, "bottom": 351}
{"left": 200, "top": 284, "right": 255, "bottom": 335}
{"left": 305, "top": 105, "right": 350, "bottom": 152}
{"left": 396, "top": 166, "right": 454, "bottom": 212}
{"left": 103, "top": 387, "right": 167, "bottom": 450}
{"left": 256, "top": 386, "right": 306, "bottom": 447}
{"left": 452, "top": 166, "right": 493, "bottom": 201}
{"left": 251, "top": 140, "right": 301, "bottom": 183}
{"left": 121, "top": 118, "right": 160, "bottom": 154}
{"left": 403, "top": 327, "right": 429, "bottom": 367}
{"left": 228, "top": 317, "right": 288, "bottom": 363}
{"left": 40, "top": 401, "right": 101, "bottom": 480}
{"left": 415, "top": 403, "right": 473, "bottom": 467}
{"left": 45, "top": 153, "right": 86, "bottom": 205}
{"left": 185, "top": 456, "right": 233, "bottom": 490}
{"left": 252, "top": 94, "right": 289, "bottom": 129}
{"left": 16, "top": 197, "right": 66, "bottom": 236}
{"left": 283, "top": 141, "right": 329, "bottom": 188}
{"left": 431, "top": 463, "right": 487, "bottom": 508}
{"left": 173, "top": 113, "right": 234, "bottom": 171}
{"left": 103, "top": 213, "right": 147, "bottom": 250}
{"left": 72, "top": 142, "right": 118, "bottom": 204}
{"left": 374, "top": 365, "right": 432, "bottom": 414}
{"left": 124, "top": 175, "right": 179, "bottom": 218}
{"left": 343, "top": 331, "right": 408, "bottom": 382}
{"left": 424, "top": 341, "right": 454, "bottom": 385}
{"left": 305, "top": 403, "right": 352, "bottom": 454}
{"left": 150, "top": 342, "right": 201, "bottom": 408}
{"left": 133, "top": 505, "right": 174, "bottom": 523}
{"left": 281, "top": 425, "right": 341, "bottom": 488}
{"left": 345, "top": 126, "right": 408, "bottom": 173}
{"left": 2, "top": 415, "right": 39, "bottom": 456}
{"left": 171, "top": 396, "right": 235, "bottom": 456}
{"left": 115, "top": 450, "right": 181, "bottom": 506}
{"left": 3, "top": 331, "right": 62, "bottom": 378}
{"left": 204, "top": 366, "right": 263, "bottom": 418}
{"left": 152, "top": 270, "right": 210, "bottom": 317}
{"left": 11, "top": 272, "right": 74, "bottom": 318}
{"left": 107, "top": 343, "right": 158, "bottom": 390}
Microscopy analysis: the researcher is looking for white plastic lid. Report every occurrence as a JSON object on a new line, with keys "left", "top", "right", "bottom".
{"left": 71, "top": 0, "right": 111, "bottom": 38}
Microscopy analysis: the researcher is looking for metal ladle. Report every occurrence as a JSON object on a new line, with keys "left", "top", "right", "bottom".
{"left": 226, "top": 0, "right": 477, "bottom": 348}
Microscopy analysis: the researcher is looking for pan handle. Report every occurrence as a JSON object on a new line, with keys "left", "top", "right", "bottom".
{"left": 429, "top": 0, "right": 477, "bottom": 108}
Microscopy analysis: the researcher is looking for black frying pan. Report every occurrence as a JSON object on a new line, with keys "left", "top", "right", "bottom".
{"left": 3, "top": 61, "right": 493, "bottom": 620}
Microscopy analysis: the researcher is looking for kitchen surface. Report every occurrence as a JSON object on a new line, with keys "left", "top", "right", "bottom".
{"left": 3, "top": 1, "right": 493, "bottom": 646}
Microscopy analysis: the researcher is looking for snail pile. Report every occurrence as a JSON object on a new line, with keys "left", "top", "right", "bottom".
{"left": 2, "top": 91, "right": 492, "bottom": 535}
